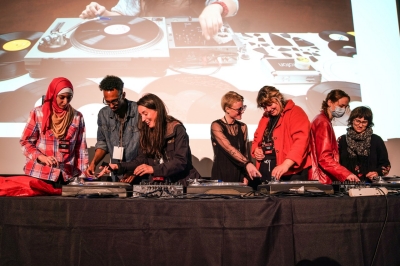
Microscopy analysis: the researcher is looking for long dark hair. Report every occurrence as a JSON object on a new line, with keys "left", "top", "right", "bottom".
{"left": 137, "top": 93, "right": 181, "bottom": 158}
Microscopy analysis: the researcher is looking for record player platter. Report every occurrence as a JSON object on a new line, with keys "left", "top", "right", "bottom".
{"left": 70, "top": 17, "right": 164, "bottom": 54}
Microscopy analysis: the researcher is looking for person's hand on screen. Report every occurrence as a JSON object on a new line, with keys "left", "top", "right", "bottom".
{"left": 80, "top": 2, "right": 106, "bottom": 19}
{"left": 198, "top": 4, "right": 224, "bottom": 40}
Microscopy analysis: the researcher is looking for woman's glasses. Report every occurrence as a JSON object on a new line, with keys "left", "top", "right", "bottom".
{"left": 229, "top": 105, "right": 247, "bottom": 113}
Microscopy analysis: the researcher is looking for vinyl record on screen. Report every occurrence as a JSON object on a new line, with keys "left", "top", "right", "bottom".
{"left": 0, "top": 62, "right": 26, "bottom": 81}
{"left": 0, "top": 78, "right": 99, "bottom": 122}
{"left": 0, "top": 31, "right": 43, "bottom": 80}
{"left": 70, "top": 16, "right": 163, "bottom": 54}
{"left": 319, "top": 30, "right": 355, "bottom": 42}
{"left": 328, "top": 40, "right": 356, "bottom": 57}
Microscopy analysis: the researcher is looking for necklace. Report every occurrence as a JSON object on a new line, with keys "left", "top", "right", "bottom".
{"left": 223, "top": 116, "right": 236, "bottom": 136}
{"left": 223, "top": 116, "right": 234, "bottom": 125}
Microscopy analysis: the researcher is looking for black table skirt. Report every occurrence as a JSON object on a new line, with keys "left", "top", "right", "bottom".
{"left": 1, "top": 195, "right": 399, "bottom": 266}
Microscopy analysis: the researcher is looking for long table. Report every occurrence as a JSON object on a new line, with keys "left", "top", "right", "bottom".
{"left": 1, "top": 195, "right": 399, "bottom": 266}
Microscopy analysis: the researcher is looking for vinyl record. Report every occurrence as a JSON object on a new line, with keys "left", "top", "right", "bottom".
{"left": 328, "top": 40, "right": 356, "bottom": 57}
{"left": 0, "top": 31, "right": 43, "bottom": 63}
{"left": 0, "top": 31, "right": 43, "bottom": 80}
{"left": 319, "top": 30, "right": 355, "bottom": 42}
{"left": 70, "top": 16, "right": 163, "bottom": 54}
{"left": 320, "top": 57, "right": 359, "bottom": 83}
{"left": 0, "top": 62, "right": 26, "bottom": 81}
{"left": 0, "top": 78, "right": 99, "bottom": 122}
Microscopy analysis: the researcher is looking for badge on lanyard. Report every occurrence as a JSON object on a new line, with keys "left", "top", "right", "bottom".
{"left": 113, "top": 146, "right": 124, "bottom": 160}
{"left": 262, "top": 141, "right": 274, "bottom": 154}
{"left": 59, "top": 140, "right": 70, "bottom": 154}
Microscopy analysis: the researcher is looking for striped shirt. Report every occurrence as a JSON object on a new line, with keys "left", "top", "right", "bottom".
{"left": 20, "top": 106, "right": 89, "bottom": 182}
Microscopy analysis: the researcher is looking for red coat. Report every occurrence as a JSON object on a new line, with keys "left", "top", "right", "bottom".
{"left": 309, "top": 112, "right": 352, "bottom": 184}
{"left": 251, "top": 100, "right": 311, "bottom": 175}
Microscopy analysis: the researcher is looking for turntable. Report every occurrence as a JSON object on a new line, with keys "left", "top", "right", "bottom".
{"left": 257, "top": 181, "right": 334, "bottom": 195}
{"left": 24, "top": 16, "right": 170, "bottom": 77}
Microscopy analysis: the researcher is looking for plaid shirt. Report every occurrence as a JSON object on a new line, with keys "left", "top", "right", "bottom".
{"left": 20, "top": 106, "right": 89, "bottom": 182}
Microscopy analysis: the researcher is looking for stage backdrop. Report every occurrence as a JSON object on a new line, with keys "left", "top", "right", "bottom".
{"left": 0, "top": 0, "right": 399, "bottom": 176}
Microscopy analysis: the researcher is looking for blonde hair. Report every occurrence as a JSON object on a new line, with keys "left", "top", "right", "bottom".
{"left": 221, "top": 91, "right": 244, "bottom": 112}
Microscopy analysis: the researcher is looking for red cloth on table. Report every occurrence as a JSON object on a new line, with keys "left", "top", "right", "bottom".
{"left": 0, "top": 176, "right": 61, "bottom": 196}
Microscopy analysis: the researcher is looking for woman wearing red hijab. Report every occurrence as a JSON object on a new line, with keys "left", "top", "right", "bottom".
{"left": 20, "top": 77, "right": 89, "bottom": 186}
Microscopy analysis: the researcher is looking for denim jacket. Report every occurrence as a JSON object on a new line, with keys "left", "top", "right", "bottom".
{"left": 95, "top": 99, "right": 140, "bottom": 165}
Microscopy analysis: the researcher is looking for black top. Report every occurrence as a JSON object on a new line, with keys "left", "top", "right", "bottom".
{"left": 338, "top": 133, "right": 391, "bottom": 181}
{"left": 118, "top": 122, "right": 200, "bottom": 185}
{"left": 210, "top": 119, "right": 249, "bottom": 182}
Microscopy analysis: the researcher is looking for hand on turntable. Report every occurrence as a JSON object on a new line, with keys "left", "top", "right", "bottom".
{"left": 271, "top": 159, "right": 295, "bottom": 180}
{"left": 245, "top": 163, "right": 262, "bottom": 180}
{"left": 79, "top": 2, "right": 120, "bottom": 19}
{"left": 120, "top": 174, "right": 136, "bottom": 183}
{"left": 346, "top": 174, "right": 360, "bottom": 182}
{"left": 366, "top": 171, "right": 378, "bottom": 180}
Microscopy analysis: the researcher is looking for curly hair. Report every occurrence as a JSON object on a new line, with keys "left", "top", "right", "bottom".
{"left": 256, "top": 85, "right": 286, "bottom": 110}
{"left": 99, "top": 75, "right": 124, "bottom": 94}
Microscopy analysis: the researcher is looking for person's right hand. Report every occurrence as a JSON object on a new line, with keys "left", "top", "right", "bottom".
{"left": 254, "top": 147, "right": 265, "bottom": 161}
{"left": 345, "top": 174, "right": 360, "bottom": 182}
{"left": 245, "top": 163, "right": 262, "bottom": 180}
{"left": 85, "top": 163, "right": 96, "bottom": 177}
{"left": 80, "top": 2, "right": 106, "bottom": 19}
{"left": 198, "top": 4, "right": 224, "bottom": 40}
{"left": 38, "top": 155, "right": 58, "bottom": 167}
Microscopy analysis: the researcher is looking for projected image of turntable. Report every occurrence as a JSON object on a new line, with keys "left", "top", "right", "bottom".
{"left": 24, "top": 17, "right": 170, "bottom": 77}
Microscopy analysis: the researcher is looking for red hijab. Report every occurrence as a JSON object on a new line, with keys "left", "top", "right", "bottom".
{"left": 41, "top": 77, "right": 74, "bottom": 134}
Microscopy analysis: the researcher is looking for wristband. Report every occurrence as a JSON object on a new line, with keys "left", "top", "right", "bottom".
{"left": 211, "top": 1, "right": 229, "bottom": 17}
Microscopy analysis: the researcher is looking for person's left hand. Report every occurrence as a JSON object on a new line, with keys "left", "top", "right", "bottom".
{"left": 97, "top": 165, "right": 111, "bottom": 176}
{"left": 133, "top": 164, "right": 154, "bottom": 176}
{"left": 198, "top": 4, "right": 223, "bottom": 40}
{"left": 366, "top": 171, "right": 379, "bottom": 180}
{"left": 271, "top": 164, "right": 290, "bottom": 180}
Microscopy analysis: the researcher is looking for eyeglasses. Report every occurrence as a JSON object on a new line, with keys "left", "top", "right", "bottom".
{"left": 57, "top": 95, "right": 73, "bottom": 101}
{"left": 353, "top": 119, "right": 368, "bottom": 126}
{"left": 103, "top": 95, "right": 122, "bottom": 106}
{"left": 229, "top": 105, "right": 247, "bottom": 113}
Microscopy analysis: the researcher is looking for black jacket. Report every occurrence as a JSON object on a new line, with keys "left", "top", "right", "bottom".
{"left": 118, "top": 121, "right": 200, "bottom": 185}
{"left": 338, "top": 133, "right": 391, "bottom": 180}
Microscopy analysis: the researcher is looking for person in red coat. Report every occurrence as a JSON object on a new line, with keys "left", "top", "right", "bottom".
{"left": 309, "top": 89, "right": 360, "bottom": 184}
{"left": 251, "top": 86, "right": 311, "bottom": 182}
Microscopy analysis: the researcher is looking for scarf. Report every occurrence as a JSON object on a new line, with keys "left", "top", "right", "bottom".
{"left": 41, "top": 77, "right": 74, "bottom": 139}
{"left": 345, "top": 127, "right": 373, "bottom": 158}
